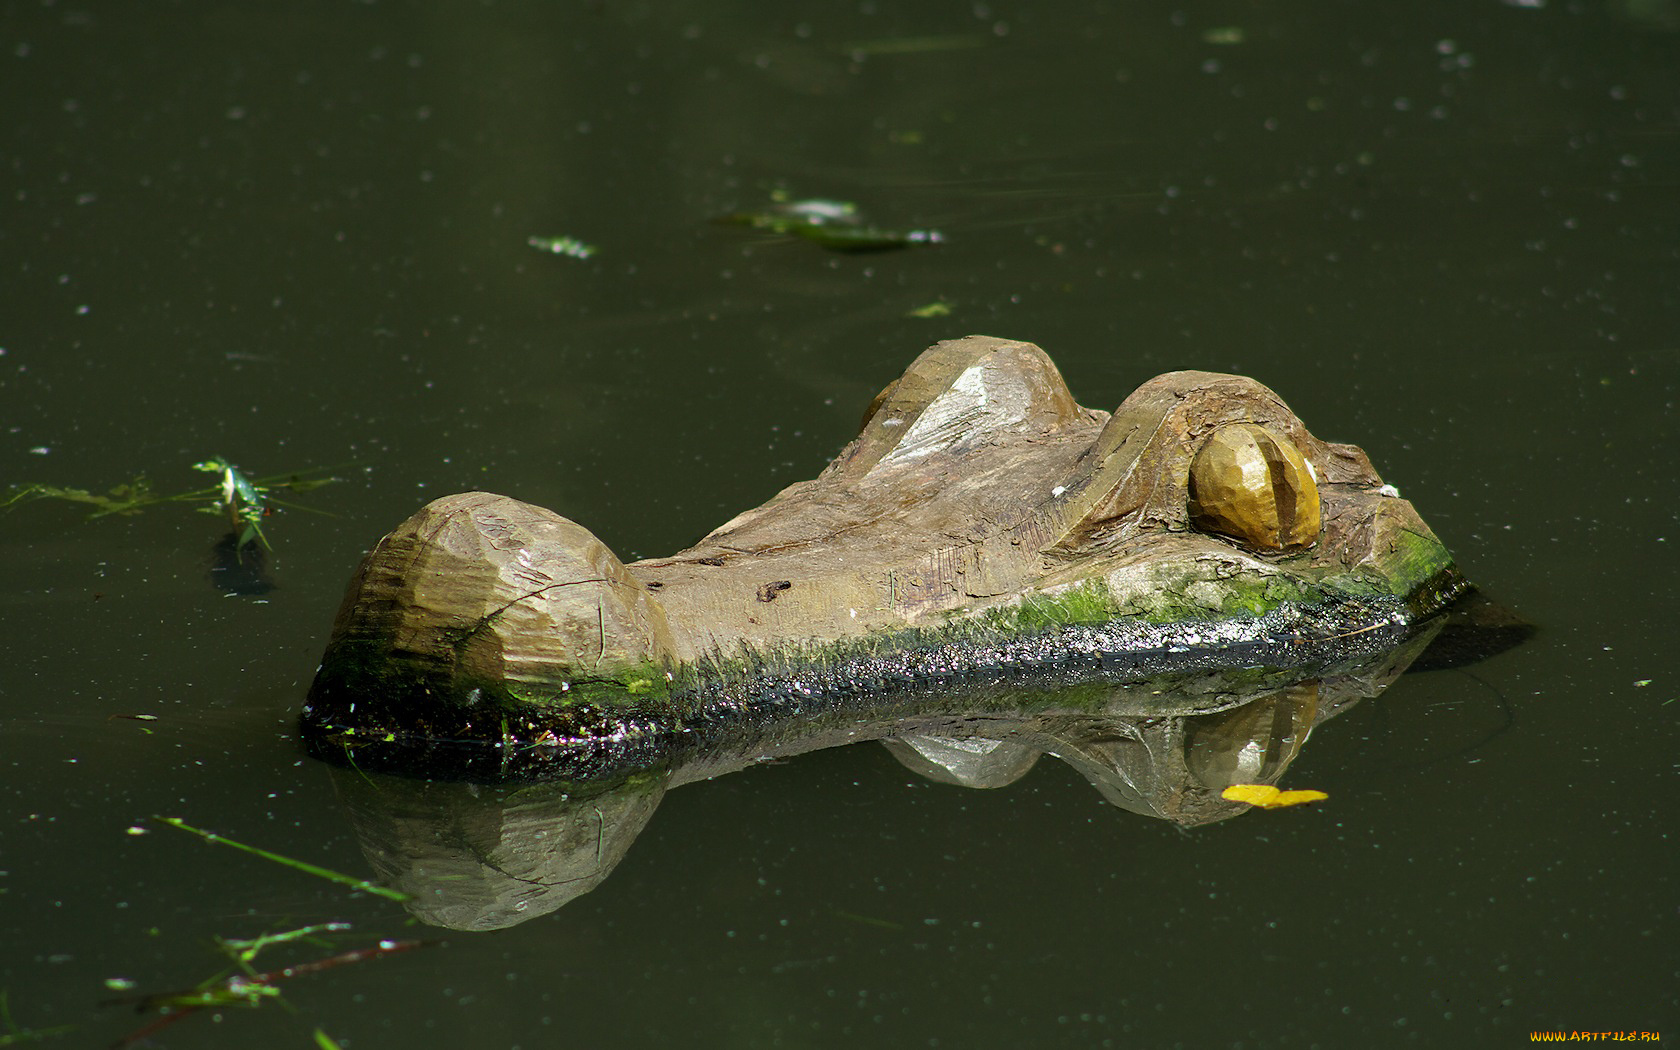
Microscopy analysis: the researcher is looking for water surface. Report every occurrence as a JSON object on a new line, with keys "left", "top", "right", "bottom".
{"left": 2, "top": 2, "right": 1676, "bottom": 1047}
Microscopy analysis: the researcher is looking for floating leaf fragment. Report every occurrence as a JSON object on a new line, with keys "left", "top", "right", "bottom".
{"left": 1201, "top": 26, "right": 1246, "bottom": 44}
{"left": 789, "top": 223, "right": 942, "bottom": 252}
{"left": 907, "top": 299, "right": 953, "bottom": 318}
{"left": 527, "top": 234, "right": 596, "bottom": 259}
{"left": 1221, "top": 784, "right": 1328, "bottom": 808}
{"left": 717, "top": 193, "right": 943, "bottom": 253}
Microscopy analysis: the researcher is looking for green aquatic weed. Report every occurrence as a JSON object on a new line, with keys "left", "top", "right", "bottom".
{"left": 155, "top": 817, "right": 410, "bottom": 902}
{"left": 108, "top": 925, "right": 433, "bottom": 1049}
{"left": 193, "top": 457, "right": 271, "bottom": 554}
{"left": 4, "top": 457, "right": 340, "bottom": 559}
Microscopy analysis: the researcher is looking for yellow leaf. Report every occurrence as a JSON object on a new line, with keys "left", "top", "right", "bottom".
{"left": 1221, "top": 784, "right": 1328, "bottom": 809}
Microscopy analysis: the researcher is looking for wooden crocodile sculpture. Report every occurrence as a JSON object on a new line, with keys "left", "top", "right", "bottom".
{"left": 301, "top": 335, "right": 1466, "bottom": 778}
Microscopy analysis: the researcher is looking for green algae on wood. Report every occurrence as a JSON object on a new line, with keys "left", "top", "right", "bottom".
{"left": 302, "top": 335, "right": 1465, "bottom": 776}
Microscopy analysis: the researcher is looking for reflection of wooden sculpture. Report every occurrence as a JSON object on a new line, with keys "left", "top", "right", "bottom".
{"left": 302, "top": 335, "right": 1464, "bottom": 774}
{"left": 332, "top": 666, "right": 1388, "bottom": 930}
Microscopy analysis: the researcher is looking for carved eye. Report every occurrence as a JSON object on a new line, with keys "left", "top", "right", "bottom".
{"left": 1187, "top": 423, "right": 1321, "bottom": 552}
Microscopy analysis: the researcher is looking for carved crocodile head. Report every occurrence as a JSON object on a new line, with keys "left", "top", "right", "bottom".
{"left": 302, "top": 335, "right": 1466, "bottom": 779}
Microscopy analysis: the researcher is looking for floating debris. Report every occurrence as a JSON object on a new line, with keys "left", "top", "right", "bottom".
{"left": 792, "top": 224, "right": 943, "bottom": 252}
{"left": 1200, "top": 26, "right": 1246, "bottom": 44}
{"left": 527, "top": 234, "right": 597, "bottom": 260}
{"left": 717, "top": 193, "right": 944, "bottom": 254}
{"left": 107, "top": 923, "right": 434, "bottom": 1049}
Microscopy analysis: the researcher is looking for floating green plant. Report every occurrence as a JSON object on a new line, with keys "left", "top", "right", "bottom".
{"left": 4, "top": 458, "right": 339, "bottom": 559}
{"left": 107, "top": 923, "right": 433, "bottom": 1049}
{"left": 218, "top": 923, "right": 354, "bottom": 965}
{"left": 154, "top": 817, "right": 410, "bottom": 902}
{"left": 193, "top": 457, "right": 273, "bottom": 553}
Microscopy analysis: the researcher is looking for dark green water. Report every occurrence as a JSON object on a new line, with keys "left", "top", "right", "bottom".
{"left": 2, "top": 2, "right": 1675, "bottom": 1047}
